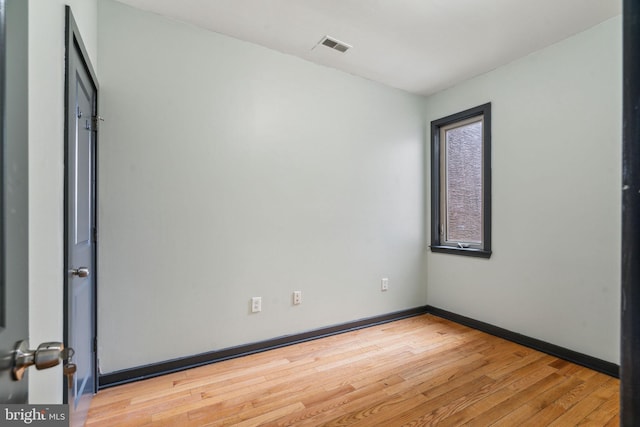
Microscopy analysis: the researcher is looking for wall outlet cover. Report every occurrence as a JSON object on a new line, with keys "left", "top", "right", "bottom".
{"left": 251, "top": 296, "right": 262, "bottom": 313}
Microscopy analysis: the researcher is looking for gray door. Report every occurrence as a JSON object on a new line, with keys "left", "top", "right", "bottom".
{"left": 65, "top": 7, "right": 98, "bottom": 426}
{"left": 0, "top": 0, "right": 29, "bottom": 403}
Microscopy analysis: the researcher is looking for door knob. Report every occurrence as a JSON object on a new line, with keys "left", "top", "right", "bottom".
{"left": 70, "top": 267, "right": 90, "bottom": 278}
{"left": 11, "top": 341, "right": 73, "bottom": 381}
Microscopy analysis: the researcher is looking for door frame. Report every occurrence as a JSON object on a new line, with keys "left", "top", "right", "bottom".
{"left": 622, "top": 1, "right": 640, "bottom": 424}
{"left": 63, "top": 5, "right": 99, "bottom": 400}
{"left": 0, "top": 0, "right": 6, "bottom": 333}
{"left": 0, "top": 0, "right": 29, "bottom": 402}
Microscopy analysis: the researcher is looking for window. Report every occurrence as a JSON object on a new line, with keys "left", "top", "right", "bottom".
{"left": 430, "top": 103, "right": 491, "bottom": 258}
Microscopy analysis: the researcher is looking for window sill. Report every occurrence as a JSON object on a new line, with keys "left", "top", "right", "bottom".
{"left": 429, "top": 245, "right": 492, "bottom": 259}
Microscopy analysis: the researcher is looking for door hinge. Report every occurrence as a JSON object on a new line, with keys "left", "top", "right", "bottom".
{"left": 92, "top": 227, "right": 97, "bottom": 243}
{"left": 91, "top": 115, "right": 104, "bottom": 133}
{"left": 94, "top": 338, "right": 97, "bottom": 353}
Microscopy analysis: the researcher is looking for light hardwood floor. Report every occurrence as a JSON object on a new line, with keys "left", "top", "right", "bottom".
{"left": 86, "top": 314, "right": 619, "bottom": 426}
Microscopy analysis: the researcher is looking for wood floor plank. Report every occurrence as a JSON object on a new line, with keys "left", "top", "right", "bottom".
{"left": 87, "top": 389, "right": 201, "bottom": 426}
{"left": 402, "top": 352, "right": 568, "bottom": 426}
{"left": 547, "top": 377, "right": 619, "bottom": 427}
{"left": 578, "top": 391, "right": 621, "bottom": 426}
{"left": 603, "top": 413, "right": 621, "bottom": 427}
{"left": 485, "top": 376, "right": 583, "bottom": 426}
{"left": 462, "top": 372, "right": 571, "bottom": 426}
{"left": 515, "top": 370, "right": 611, "bottom": 427}
{"left": 435, "top": 359, "right": 559, "bottom": 426}
{"left": 86, "top": 314, "right": 620, "bottom": 426}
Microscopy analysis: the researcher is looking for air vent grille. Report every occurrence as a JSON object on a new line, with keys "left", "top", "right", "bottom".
{"left": 317, "top": 36, "right": 351, "bottom": 53}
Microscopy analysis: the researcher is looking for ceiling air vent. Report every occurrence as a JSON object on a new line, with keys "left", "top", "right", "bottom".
{"left": 317, "top": 36, "right": 351, "bottom": 53}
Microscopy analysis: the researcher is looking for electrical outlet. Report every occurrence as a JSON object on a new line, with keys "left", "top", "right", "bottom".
{"left": 381, "top": 278, "right": 389, "bottom": 292}
{"left": 251, "top": 296, "right": 262, "bottom": 313}
{"left": 293, "top": 290, "right": 302, "bottom": 305}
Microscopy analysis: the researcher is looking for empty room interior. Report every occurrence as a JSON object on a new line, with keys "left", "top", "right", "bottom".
{"left": 7, "top": 0, "right": 629, "bottom": 425}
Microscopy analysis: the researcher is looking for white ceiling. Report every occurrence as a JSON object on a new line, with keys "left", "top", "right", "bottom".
{"left": 114, "top": 0, "right": 621, "bottom": 95}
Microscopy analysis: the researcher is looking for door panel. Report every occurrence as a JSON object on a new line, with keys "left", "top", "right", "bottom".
{"left": 0, "top": 0, "right": 29, "bottom": 403}
{"left": 65, "top": 7, "right": 98, "bottom": 426}
{"left": 67, "top": 62, "right": 95, "bottom": 414}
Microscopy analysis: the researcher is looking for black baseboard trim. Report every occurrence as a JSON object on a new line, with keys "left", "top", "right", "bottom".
{"left": 99, "top": 304, "right": 619, "bottom": 389}
{"left": 98, "top": 305, "right": 430, "bottom": 389}
{"left": 426, "top": 305, "right": 620, "bottom": 378}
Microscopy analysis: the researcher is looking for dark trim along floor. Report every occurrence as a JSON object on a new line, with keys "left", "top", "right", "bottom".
{"left": 98, "top": 306, "right": 430, "bottom": 389}
{"left": 426, "top": 306, "right": 619, "bottom": 378}
{"left": 99, "top": 305, "right": 619, "bottom": 389}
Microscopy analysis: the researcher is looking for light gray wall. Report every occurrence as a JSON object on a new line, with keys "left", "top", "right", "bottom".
{"left": 97, "top": 0, "right": 427, "bottom": 373}
{"left": 424, "top": 16, "right": 622, "bottom": 364}
{"left": 28, "top": 0, "right": 98, "bottom": 403}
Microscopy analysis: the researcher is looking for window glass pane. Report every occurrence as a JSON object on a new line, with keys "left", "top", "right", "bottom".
{"left": 445, "top": 119, "right": 483, "bottom": 243}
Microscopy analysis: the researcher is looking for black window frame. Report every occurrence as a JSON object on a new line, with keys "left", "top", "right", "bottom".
{"left": 430, "top": 103, "right": 492, "bottom": 258}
